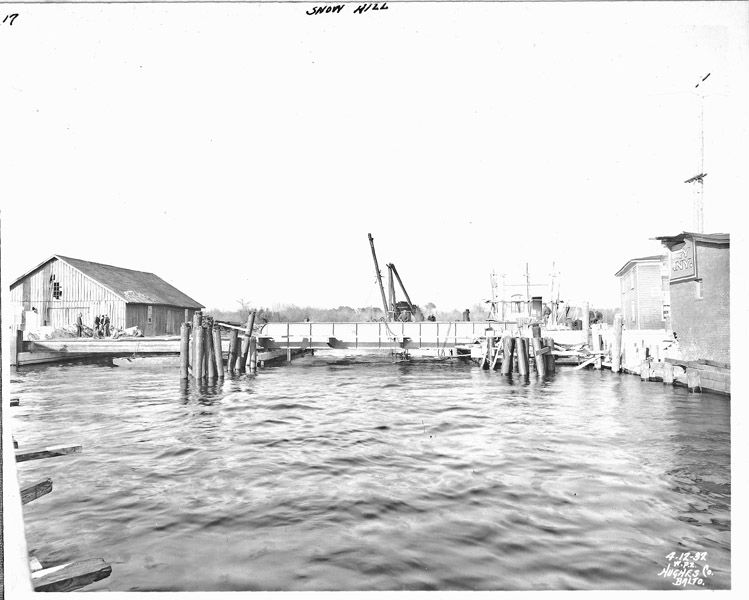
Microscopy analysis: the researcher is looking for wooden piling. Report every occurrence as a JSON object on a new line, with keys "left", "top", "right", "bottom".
{"left": 592, "top": 327, "right": 602, "bottom": 369}
{"left": 687, "top": 369, "right": 702, "bottom": 393}
{"left": 532, "top": 338, "right": 547, "bottom": 377}
{"left": 194, "top": 320, "right": 205, "bottom": 380}
{"left": 179, "top": 323, "right": 190, "bottom": 380}
{"left": 206, "top": 324, "right": 217, "bottom": 379}
{"left": 663, "top": 362, "right": 674, "bottom": 385}
{"left": 612, "top": 314, "right": 623, "bottom": 373}
{"left": 249, "top": 336, "right": 258, "bottom": 374}
{"left": 582, "top": 301, "right": 590, "bottom": 333}
{"left": 213, "top": 327, "right": 224, "bottom": 379}
{"left": 543, "top": 337, "right": 556, "bottom": 373}
{"left": 228, "top": 330, "right": 239, "bottom": 374}
{"left": 192, "top": 312, "right": 201, "bottom": 377}
{"left": 239, "top": 311, "right": 256, "bottom": 373}
{"left": 640, "top": 360, "right": 650, "bottom": 381}
{"left": 516, "top": 337, "right": 529, "bottom": 376}
{"left": 500, "top": 336, "right": 515, "bottom": 375}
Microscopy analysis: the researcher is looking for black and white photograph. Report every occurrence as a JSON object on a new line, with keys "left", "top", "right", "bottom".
{"left": 1, "top": 0, "right": 746, "bottom": 595}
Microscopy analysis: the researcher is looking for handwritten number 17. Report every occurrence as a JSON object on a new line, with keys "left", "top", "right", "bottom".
{"left": 3, "top": 14, "right": 19, "bottom": 26}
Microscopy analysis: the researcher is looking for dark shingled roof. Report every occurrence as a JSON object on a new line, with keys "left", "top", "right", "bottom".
{"left": 56, "top": 255, "right": 203, "bottom": 308}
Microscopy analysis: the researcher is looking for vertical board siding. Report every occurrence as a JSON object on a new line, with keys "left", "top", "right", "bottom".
{"left": 126, "top": 305, "right": 195, "bottom": 336}
{"left": 9, "top": 258, "right": 125, "bottom": 330}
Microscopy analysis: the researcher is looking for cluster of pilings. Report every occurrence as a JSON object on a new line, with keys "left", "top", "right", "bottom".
{"left": 478, "top": 325, "right": 556, "bottom": 378}
{"left": 179, "top": 311, "right": 257, "bottom": 380}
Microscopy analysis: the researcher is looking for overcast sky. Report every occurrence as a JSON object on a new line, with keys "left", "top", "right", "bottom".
{"left": 2, "top": 2, "right": 746, "bottom": 312}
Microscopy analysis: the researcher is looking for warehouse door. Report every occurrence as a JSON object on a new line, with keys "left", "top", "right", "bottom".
{"left": 145, "top": 305, "right": 155, "bottom": 337}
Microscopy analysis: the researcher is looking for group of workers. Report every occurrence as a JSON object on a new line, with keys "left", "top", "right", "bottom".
{"left": 75, "top": 313, "right": 111, "bottom": 338}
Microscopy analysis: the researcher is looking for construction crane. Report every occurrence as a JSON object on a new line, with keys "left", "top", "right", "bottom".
{"left": 367, "top": 234, "right": 422, "bottom": 322}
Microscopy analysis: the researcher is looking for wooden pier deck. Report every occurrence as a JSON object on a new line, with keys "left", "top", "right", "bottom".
{"left": 12, "top": 323, "right": 589, "bottom": 367}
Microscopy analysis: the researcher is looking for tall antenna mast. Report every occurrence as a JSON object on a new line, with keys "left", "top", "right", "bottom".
{"left": 685, "top": 72, "right": 710, "bottom": 233}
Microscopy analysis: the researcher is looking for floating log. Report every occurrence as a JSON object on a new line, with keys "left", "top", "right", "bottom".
{"left": 574, "top": 356, "right": 597, "bottom": 370}
{"left": 500, "top": 336, "right": 515, "bottom": 375}
{"left": 16, "top": 445, "right": 82, "bottom": 463}
{"left": 228, "top": 330, "right": 239, "bottom": 374}
{"left": 32, "top": 558, "right": 112, "bottom": 592}
{"left": 516, "top": 337, "right": 529, "bottom": 376}
{"left": 213, "top": 327, "right": 225, "bottom": 379}
{"left": 13, "top": 435, "right": 18, "bottom": 449}
{"left": 21, "top": 478, "right": 53, "bottom": 505}
{"left": 532, "top": 338, "right": 547, "bottom": 377}
{"left": 179, "top": 323, "right": 190, "bottom": 380}
{"left": 10, "top": 397, "right": 20, "bottom": 407}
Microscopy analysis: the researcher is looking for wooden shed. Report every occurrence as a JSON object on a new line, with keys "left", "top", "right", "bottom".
{"left": 9, "top": 255, "right": 203, "bottom": 336}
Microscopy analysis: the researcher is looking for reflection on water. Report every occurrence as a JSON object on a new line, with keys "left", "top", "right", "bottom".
{"left": 10, "top": 354, "right": 730, "bottom": 590}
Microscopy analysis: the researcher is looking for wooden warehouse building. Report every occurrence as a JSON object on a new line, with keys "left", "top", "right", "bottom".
{"left": 9, "top": 255, "right": 203, "bottom": 336}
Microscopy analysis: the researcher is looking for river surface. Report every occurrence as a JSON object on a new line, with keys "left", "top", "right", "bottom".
{"left": 10, "top": 354, "right": 730, "bottom": 590}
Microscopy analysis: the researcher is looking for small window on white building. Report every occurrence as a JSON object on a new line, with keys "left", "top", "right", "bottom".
{"left": 51, "top": 278, "right": 62, "bottom": 299}
{"left": 663, "top": 304, "right": 670, "bottom": 320}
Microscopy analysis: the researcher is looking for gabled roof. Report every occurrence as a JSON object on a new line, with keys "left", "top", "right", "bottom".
{"left": 10, "top": 255, "right": 203, "bottom": 309}
{"left": 614, "top": 255, "right": 666, "bottom": 277}
{"left": 654, "top": 231, "right": 730, "bottom": 249}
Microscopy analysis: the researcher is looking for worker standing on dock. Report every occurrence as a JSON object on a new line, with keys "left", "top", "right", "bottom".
{"left": 103, "top": 315, "right": 111, "bottom": 337}
{"left": 93, "top": 315, "right": 100, "bottom": 338}
{"left": 76, "top": 313, "right": 83, "bottom": 337}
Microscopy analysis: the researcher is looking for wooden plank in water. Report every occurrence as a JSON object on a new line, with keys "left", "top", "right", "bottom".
{"left": 21, "top": 478, "right": 53, "bottom": 504}
{"left": 15, "top": 445, "right": 82, "bottom": 463}
{"left": 29, "top": 556, "right": 44, "bottom": 572}
{"left": 32, "top": 558, "right": 112, "bottom": 592}
{"left": 10, "top": 397, "right": 20, "bottom": 407}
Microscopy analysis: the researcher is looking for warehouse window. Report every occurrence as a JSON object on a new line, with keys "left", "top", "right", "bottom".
{"left": 51, "top": 277, "right": 62, "bottom": 299}
{"left": 147, "top": 305, "right": 153, "bottom": 323}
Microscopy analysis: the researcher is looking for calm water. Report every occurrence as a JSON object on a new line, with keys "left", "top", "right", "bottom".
{"left": 10, "top": 354, "right": 730, "bottom": 590}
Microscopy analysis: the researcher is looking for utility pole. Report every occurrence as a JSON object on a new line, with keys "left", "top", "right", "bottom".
{"left": 684, "top": 72, "right": 710, "bottom": 233}
{"left": 525, "top": 263, "right": 531, "bottom": 316}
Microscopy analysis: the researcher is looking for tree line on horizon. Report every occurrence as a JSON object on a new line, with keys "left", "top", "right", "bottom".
{"left": 207, "top": 301, "right": 619, "bottom": 325}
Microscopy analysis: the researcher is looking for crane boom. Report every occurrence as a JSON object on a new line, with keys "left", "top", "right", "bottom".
{"left": 368, "top": 233, "right": 389, "bottom": 316}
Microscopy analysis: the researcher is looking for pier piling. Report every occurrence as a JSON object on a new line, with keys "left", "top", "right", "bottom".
{"left": 612, "top": 314, "right": 623, "bottom": 373}
{"left": 532, "top": 337, "right": 547, "bottom": 377}
{"left": 516, "top": 337, "right": 529, "bottom": 377}
{"left": 213, "top": 326, "right": 224, "bottom": 379}
{"left": 239, "top": 312, "right": 256, "bottom": 373}
{"left": 228, "top": 330, "right": 239, "bottom": 374}
{"left": 179, "top": 323, "right": 190, "bottom": 380}
{"left": 543, "top": 337, "right": 556, "bottom": 373}
{"left": 500, "top": 336, "right": 515, "bottom": 375}
{"left": 195, "top": 319, "right": 205, "bottom": 380}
